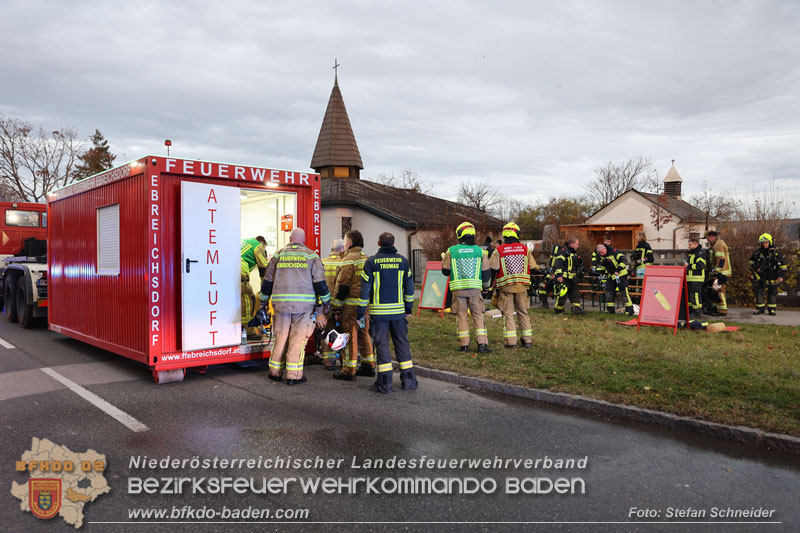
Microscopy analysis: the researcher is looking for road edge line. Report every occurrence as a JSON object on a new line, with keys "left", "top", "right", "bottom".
{"left": 40, "top": 367, "right": 149, "bottom": 432}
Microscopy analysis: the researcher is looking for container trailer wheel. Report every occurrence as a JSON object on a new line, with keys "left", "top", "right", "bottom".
{"left": 152, "top": 368, "right": 186, "bottom": 384}
{"left": 3, "top": 275, "right": 18, "bottom": 323}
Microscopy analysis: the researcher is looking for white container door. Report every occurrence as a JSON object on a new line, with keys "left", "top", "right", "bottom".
{"left": 181, "top": 181, "right": 241, "bottom": 351}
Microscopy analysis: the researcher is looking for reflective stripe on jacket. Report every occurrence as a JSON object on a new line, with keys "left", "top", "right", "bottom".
{"left": 359, "top": 246, "right": 415, "bottom": 320}
{"left": 446, "top": 244, "right": 484, "bottom": 291}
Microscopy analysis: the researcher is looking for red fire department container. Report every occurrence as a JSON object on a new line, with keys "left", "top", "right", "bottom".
{"left": 47, "top": 156, "right": 321, "bottom": 383}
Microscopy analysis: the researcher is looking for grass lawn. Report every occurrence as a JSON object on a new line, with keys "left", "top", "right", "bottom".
{"left": 409, "top": 305, "right": 800, "bottom": 437}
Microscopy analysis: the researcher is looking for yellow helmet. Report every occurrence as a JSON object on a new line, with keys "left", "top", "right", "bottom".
{"left": 758, "top": 233, "right": 773, "bottom": 244}
{"left": 502, "top": 221, "right": 520, "bottom": 238}
{"left": 456, "top": 222, "right": 476, "bottom": 239}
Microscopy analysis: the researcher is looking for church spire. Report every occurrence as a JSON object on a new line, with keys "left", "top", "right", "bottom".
{"left": 310, "top": 60, "right": 363, "bottom": 178}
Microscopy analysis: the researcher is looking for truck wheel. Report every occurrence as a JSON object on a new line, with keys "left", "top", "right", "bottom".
{"left": 3, "top": 276, "right": 18, "bottom": 323}
{"left": 17, "top": 281, "right": 33, "bottom": 329}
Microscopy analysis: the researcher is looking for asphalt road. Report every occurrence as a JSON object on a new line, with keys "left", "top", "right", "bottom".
{"left": 1, "top": 318, "right": 799, "bottom": 532}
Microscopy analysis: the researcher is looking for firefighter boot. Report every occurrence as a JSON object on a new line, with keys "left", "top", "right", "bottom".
{"left": 370, "top": 374, "right": 394, "bottom": 394}
{"left": 356, "top": 365, "right": 376, "bottom": 377}
{"left": 333, "top": 371, "right": 356, "bottom": 382}
{"left": 539, "top": 295, "right": 549, "bottom": 309}
{"left": 768, "top": 309, "right": 776, "bottom": 316}
{"left": 457, "top": 346, "right": 469, "bottom": 353}
{"left": 571, "top": 307, "right": 586, "bottom": 315}
{"left": 286, "top": 376, "right": 307, "bottom": 386}
{"left": 400, "top": 370, "right": 418, "bottom": 391}
{"left": 477, "top": 344, "right": 492, "bottom": 354}
{"left": 519, "top": 340, "right": 532, "bottom": 349}
{"left": 753, "top": 308, "right": 765, "bottom": 315}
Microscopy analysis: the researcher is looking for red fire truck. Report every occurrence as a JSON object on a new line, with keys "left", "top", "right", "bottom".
{"left": 0, "top": 202, "right": 48, "bottom": 328}
{"left": 47, "top": 156, "right": 321, "bottom": 383}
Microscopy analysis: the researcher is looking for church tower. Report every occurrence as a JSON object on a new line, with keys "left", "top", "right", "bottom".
{"left": 310, "top": 61, "right": 363, "bottom": 179}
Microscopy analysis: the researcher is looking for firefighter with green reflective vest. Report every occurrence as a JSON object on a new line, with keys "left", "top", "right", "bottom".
{"left": 749, "top": 233, "right": 787, "bottom": 316}
{"left": 442, "top": 222, "right": 492, "bottom": 353}
{"left": 357, "top": 232, "right": 417, "bottom": 394}
{"left": 596, "top": 243, "right": 634, "bottom": 315}
{"left": 552, "top": 238, "right": 586, "bottom": 315}
{"left": 260, "top": 228, "right": 330, "bottom": 385}
{"left": 685, "top": 238, "right": 707, "bottom": 319}
{"left": 320, "top": 239, "right": 346, "bottom": 369}
{"left": 331, "top": 230, "right": 375, "bottom": 381}
{"left": 633, "top": 232, "right": 655, "bottom": 273}
{"left": 705, "top": 230, "right": 732, "bottom": 316}
{"left": 241, "top": 236, "right": 269, "bottom": 339}
{"left": 489, "top": 222, "right": 538, "bottom": 348}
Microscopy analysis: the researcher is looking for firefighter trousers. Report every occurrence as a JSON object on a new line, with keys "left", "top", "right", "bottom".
{"left": 716, "top": 283, "right": 728, "bottom": 315}
{"left": 371, "top": 318, "right": 416, "bottom": 393}
{"left": 554, "top": 278, "right": 581, "bottom": 311}
{"left": 606, "top": 277, "right": 633, "bottom": 314}
{"left": 339, "top": 305, "right": 374, "bottom": 375}
{"left": 269, "top": 311, "right": 316, "bottom": 380}
{"left": 453, "top": 292, "right": 487, "bottom": 347}
{"left": 753, "top": 280, "right": 778, "bottom": 311}
{"left": 497, "top": 289, "right": 531, "bottom": 345}
{"left": 241, "top": 277, "right": 259, "bottom": 336}
{"left": 688, "top": 282, "right": 703, "bottom": 312}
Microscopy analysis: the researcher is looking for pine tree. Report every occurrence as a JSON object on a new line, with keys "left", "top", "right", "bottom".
{"left": 73, "top": 129, "right": 116, "bottom": 180}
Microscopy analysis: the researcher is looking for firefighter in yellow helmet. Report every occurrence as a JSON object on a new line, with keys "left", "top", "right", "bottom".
{"left": 749, "top": 233, "right": 787, "bottom": 316}
{"left": 489, "top": 222, "right": 538, "bottom": 348}
{"left": 442, "top": 222, "right": 492, "bottom": 353}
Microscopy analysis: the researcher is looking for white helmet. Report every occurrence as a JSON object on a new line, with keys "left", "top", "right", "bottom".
{"left": 326, "top": 330, "right": 350, "bottom": 351}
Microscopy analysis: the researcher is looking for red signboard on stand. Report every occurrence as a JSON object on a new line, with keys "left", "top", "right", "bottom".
{"left": 637, "top": 266, "right": 688, "bottom": 335}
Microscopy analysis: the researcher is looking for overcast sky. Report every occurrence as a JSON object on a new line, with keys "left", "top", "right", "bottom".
{"left": 2, "top": 0, "right": 798, "bottom": 211}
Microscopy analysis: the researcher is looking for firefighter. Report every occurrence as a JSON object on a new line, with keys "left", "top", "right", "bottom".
{"left": 442, "top": 222, "right": 492, "bottom": 353}
{"left": 241, "top": 236, "right": 269, "bottom": 340}
{"left": 260, "top": 228, "right": 330, "bottom": 385}
{"left": 591, "top": 235, "right": 613, "bottom": 276}
{"left": 320, "top": 239, "right": 345, "bottom": 370}
{"left": 686, "top": 238, "right": 706, "bottom": 319}
{"left": 358, "top": 232, "right": 417, "bottom": 394}
{"left": 331, "top": 230, "right": 375, "bottom": 381}
{"left": 596, "top": 243, "right": 634, "bottom": 315}
{"left": 535, "top": 243, "right": 560, "bottom": 309}
{"left": 749, "top": 233, "right": 787, "bottom": 316}
{"left": 633, "top": 232, "right": 655, "bottom": 273}
{"left": 705, "top": 230, "right": 731, "bottom": 316}
{"left": 552, "top": 238, "right": 586, "bottom": 315}
{"left": 489, "top": 222, "right": 538, "bottom": 348}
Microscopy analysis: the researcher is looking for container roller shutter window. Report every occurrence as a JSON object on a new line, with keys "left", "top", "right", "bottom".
{"left": 97, "top": 204, "right": 120, "bottom": 275}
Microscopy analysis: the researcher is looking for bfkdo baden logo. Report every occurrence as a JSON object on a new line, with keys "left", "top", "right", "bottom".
{"left": 30, "top": 478, "right": 62, "bottom": 519}
{"left": 11, "top": 438, "right": 110, "bottom": 529}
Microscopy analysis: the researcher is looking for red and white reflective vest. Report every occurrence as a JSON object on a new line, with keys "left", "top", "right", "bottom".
{"left": 495, "top": 243, "right": 531, "bottom": 288}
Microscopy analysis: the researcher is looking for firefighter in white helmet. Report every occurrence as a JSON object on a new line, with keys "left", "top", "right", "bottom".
{"left": 442, "top": 222, "right": 492, "bottom": 353}
{"left": 489, "top": 222, "right": 538, "bottom": 348}
{"left": 260, "top": 228, "right": 330, "bottom": 385}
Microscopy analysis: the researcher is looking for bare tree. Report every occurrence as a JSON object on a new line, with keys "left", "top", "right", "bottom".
{"left": 688, "top": 181, "right": 740, "bottom": 231}
{"left": 457, "top": 179, "right": 501, "bottom": 213}
{"left": 584, "top": 156, "right": 657, "bottom": 209}
{"left": 490, "top": 196, "right": 526, "bottom": 221}
{"left": 370, "top": 168, "right": 432, "bottom": 194}
{"left": 0, "top": 114, "right": 82, "bottom": 202}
